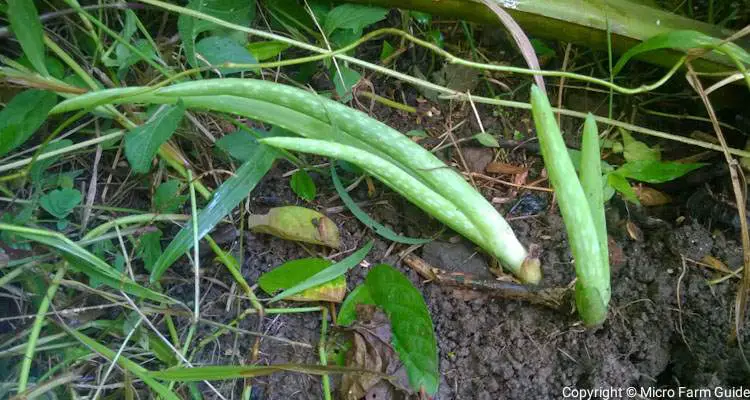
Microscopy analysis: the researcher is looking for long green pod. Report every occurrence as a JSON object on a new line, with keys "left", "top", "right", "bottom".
{"left": 530, "top": 86, "right": 607, "bottom": 325}
{"left": 258, "top": 137, "right": 488, "bottom": 249}
{"left": 580, "top": 114, "right": 610, "bottom": 306}
{"left": 52, "top": 79, "right": 539, "bottom": 282}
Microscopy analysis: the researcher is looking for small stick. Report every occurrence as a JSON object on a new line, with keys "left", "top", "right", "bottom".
{"left": 402, "top": 254, "right": 567, "bottom": 309}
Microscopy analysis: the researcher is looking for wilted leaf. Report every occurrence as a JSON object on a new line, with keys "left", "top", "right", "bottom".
{"left": 247, "top": 40, "right": 291, "bottom": 60}
{"left": 7, "top": 0, "right": 48, "bottom": 75}
{"left": 340, "top": 305, "right": 414, "bottom": 400}
{"left": 323, "top": 4, "right": 387, "bottom": 35}
{"left": 259, "top": 258, "right": 346, "bottom": 302}
{"left": 486, "top": 162, "right": 526, "bottom": 175}
{"left": 0, "top": 90, "right": 57, "bottom": 157}
{"left": 248, "top": 206, "right": 340, "bottom": 248}
{"left": 151, "top": 144, "right": 276, "bottom": 282}
{"left": 40, "top": 188, "right": 82, "bottom": 219}
{"left": 196, "top": 36, "right": 258, "bottom": 74}
{"left": 615, "top": 160, "right": 705, "bottom": 183}
{"left": 153, "top": 180, "right": 187, "bottom": 214}
{"left": 178, "top": 0, "right": 255, "bottom": 67}
{"left": 366, "top": 264, "right": 439, "bottom": 395}
{"left": 268, "top": 241, "right": 373, "bottom": 303}
{"left": 474, "top": 132, "right": 499, "bottom": 148}
{"left": 633, "top": 185, "right": 671, "bottom": 206}
{"left": 124, "top": 102, "right": 186, "bottom": 174}
{"left": 290, "top": 170, "right": 316, "bottom": 201}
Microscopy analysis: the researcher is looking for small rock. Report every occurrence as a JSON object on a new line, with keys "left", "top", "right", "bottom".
{"left": 462, "top": 147, "right": 494, "bottom": 173}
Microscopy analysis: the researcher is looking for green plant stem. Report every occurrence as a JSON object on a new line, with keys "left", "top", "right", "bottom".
{"left": 17, "top": 263, "right": 67, "bottom": 393}
{"left": 82, "top": 214, "right": 190, "bottom": 240}
{"left": 187, "top": 169, "right": 200, "bottom": 324}
{"left": 318, "top": 307, "right": 332, "bottom": 400}
{"left": 357, "top": 91, "right": 416, "bottom": 113}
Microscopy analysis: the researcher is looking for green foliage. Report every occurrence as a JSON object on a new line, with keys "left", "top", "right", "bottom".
{"left": 290, "top": 170, "right": 316, "bottom": 201}
{"left": 474, "top": 132, "right": 500, "bottom": 147}
{"left": 614, "top": 160, "right": 705, "bottom": 183}
{"left": 323, "top": 4, "right": 387, "bottom": 36}
{"left": 333, "top": 64, "right": 361, "bottom": 101}
{"left": 7, "top": 0, "right": 48, "bottom": 75}
{"left": 268, "top": 241, "right": 373, "bottom": 302}
{"left": 149, "top": 364, "right": 358, "bottom": 381}
{"left": 380, "top": 40, "right": 395, "bottom": 62}
{"left": 216, "top": 129, "right": 260, "bottom": 161}
{"left": 178, "top": 0, "right": 256, "bottom": 67}
{"left": 259, "top": 257, "right": 345, "bottom": 301}
{"left": 621, "top": 130, "right": 660, "bottom": 162}
{"left": 40, "top": 188, "right": 82, "bottom": 219}
{"left": 137, "top": 230, "right": 163, "bottom": 273}
{"left": 405, "top": 129, "right": 428, "bottom": 137}
{"left": 153, "top": 180, "right": 187, "bottom": 213}
{"left": 613, "top": 30, "right": 750, "bottom": 75}
{"left": 607, "top": 173, "right": 638, "bottom": 203}
{"left": 30, "top": 139, "right": 74, "bottom": 184}
{"left": 124, "top": 102, "right": 186, "bottom": 174}
{"left": 195, "top": 36, "right": 258, "bottom": 74}
{"left": 246, "top": 40, "right": 291, "bottom": 61}
{"left": 150, "top": 144, "right": 276, "bottom": 282}
{"left": 365, "top": 264, "right": 439, "bottom": 395}
{"left": 0, "top": 90, "right": 57, "bottom": 157}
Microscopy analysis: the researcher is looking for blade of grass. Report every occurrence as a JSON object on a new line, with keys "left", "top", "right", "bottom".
{"left": 16, "top": 264, "right": 66, "bottom": 393}
{"left": 7, "top": 0, "right": 48, "bottom": 76}
{"left": 331, "top": 165, "right": 431, "bottom": 245}
{"left": 150, "top": 144, "right": 277, "bottom": 282}
{"left": 149, "top": 364, "right": 381, "bottom": 381}
{"left": 269, "top": 241, "right": 374, "bottom": 302}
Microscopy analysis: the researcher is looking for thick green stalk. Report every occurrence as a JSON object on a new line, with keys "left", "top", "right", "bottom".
{"left": 530, "top": 86, "right": 607, "bottom": 325}
{"left": 51, "top": 80, "right": 539, "bottom": 282}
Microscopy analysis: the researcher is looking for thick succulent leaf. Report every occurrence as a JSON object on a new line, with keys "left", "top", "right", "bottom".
{"left": 365, "top": 264, "right": 438, "bottom": 395}
{"left": 150, "top": 144, "right": 276, "bottom": 282}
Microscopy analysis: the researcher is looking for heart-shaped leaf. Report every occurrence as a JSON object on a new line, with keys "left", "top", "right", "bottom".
{"left": 40, "top": 188, "right": 82, "bottom": 219}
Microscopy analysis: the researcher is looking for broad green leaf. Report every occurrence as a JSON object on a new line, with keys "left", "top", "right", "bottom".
{"left": 17, "top": 55, "right": 65, "bottom": 79}
{"left": 113, "top": 39, "right": 159, "bottom": 79}
{"left": 246, "top": 40, "right": 291, "bottom": 61}
{"left": 365, "top": 264, "right": 438, "bottom": 395}
{"left": 337, "top": 285, "right": 375, "bottom": 326}
{"left": 216, "top": 129, "right": 264, "bottom": 162}
{"left": 178, "top": 0, "right": 255, "bottom": 67}
{"left": 195, "top": 36, "right": 258, "bottom": 74}
{"left": 621, "top": 130, "right": 659, "bottom": 162}
{"left": 474, "top": 132, "right": 499, "bottom": 148}
{"left": 333, "top": 64, "right": 361, "bottom": 102}
{"left": 0, "top": 90, "right": 57, "bottom": 157}
{"left": 0, "top": 224, "right": 173, "bottom": 303}
{"left": 153, "top": 180, "right": 187, "bottom": 214}
{"left": 137, "top": 230, "right": 163, "bottom": 273}
{"left": 268, "top": 241, "right": 373, "bottom": 302}
{"left": 613, "top": 30, "right": 750, "bottom": 76}
{"left": 151, "top": 145, "right": 276, "bottom": 282}
{"left": 7, "top": 0, "right": 48, "bottom": 75}
{"left": 290, "top": 170, "right": 316, "bottom": 201}
{"left": 531, "top": 38, "right": 555, "bottom": 58}
{"left": 607, "top": 173, "right": 638, "bottom": 203}
{"left": 40, "top": 188, "right": 82, "bottom": 219}
{"left": 64, "top": 327, "right": 180, "bottom": 400}
{"left": 331, "top": 165, "right": 430, "bottom": 245}
{"left": 124, "top": 102, "right": 186, "bottom": 174}
{"left": 323, "top": 4, "right": 387, "bottom": 35}
{"left": 149, "top": 364, "right": 368, "bottom": 381}
{"left": 379, "top": 40, "right": 395, "bottom": 63}
{"left": 409, "top": 11, "right": 431, "bottom": 25}
{"left": 29, "top": 139, "right": 74, "bottom": 184}
{"left": 248, "top": 206, "right": 340, "bottom": 248}
{"left": 259, "top": 258, "right": 346, "bottom": 302}
{"left": 615, "top": 160, "right": 705, "bottom": 183}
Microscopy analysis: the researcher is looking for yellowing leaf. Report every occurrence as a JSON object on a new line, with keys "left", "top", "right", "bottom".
{"left": 259, "top": 258, "right": 346, "bottom": 302}
{"left": 248, "top": 206, "right": 340, "bottom": 248}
